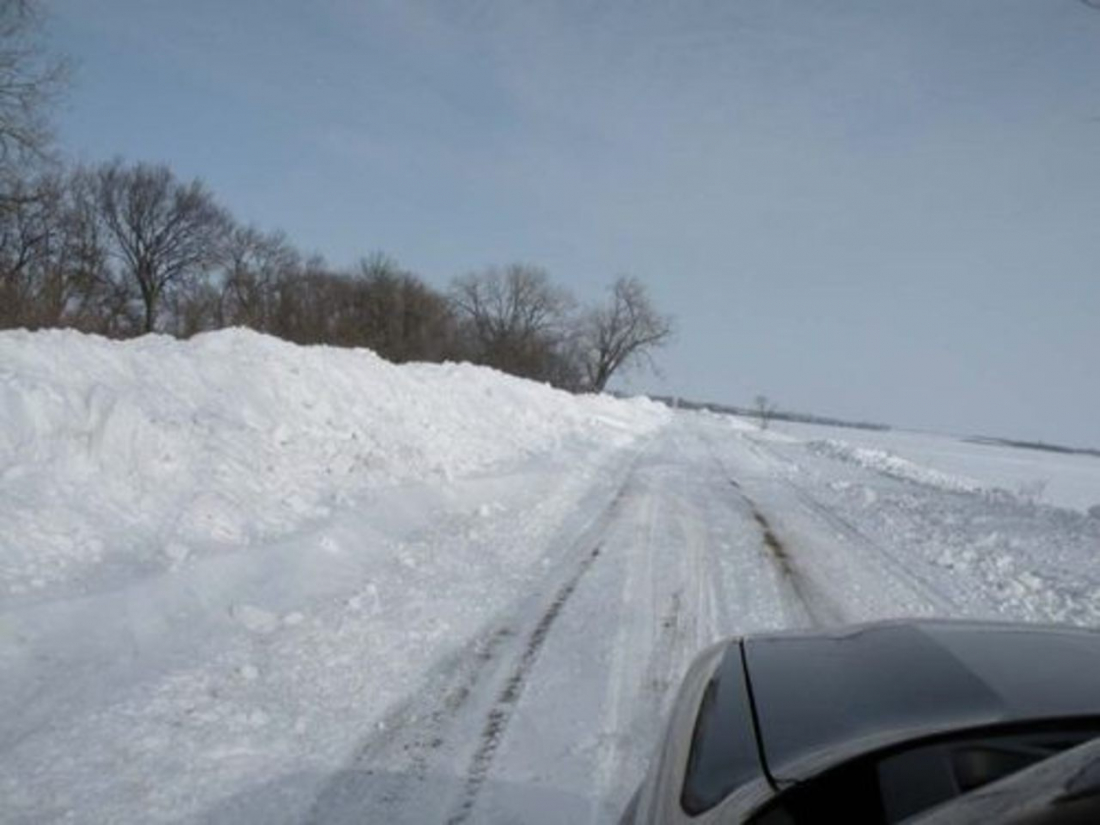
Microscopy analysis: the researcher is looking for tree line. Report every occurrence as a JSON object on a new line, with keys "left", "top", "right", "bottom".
{"left": 0, "top": 161, "right": 672, "bottom": 390}
{"left": 0, "top": 1, "right": 671, "bottom": 392}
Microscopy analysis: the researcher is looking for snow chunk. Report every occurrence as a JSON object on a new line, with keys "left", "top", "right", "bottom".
{"left": 238, "top": 664, "right": 260, "bottom": 681}
{"left": 164, "top": 542, "right": 190, "bottom": 568}
{"left": 282, "top": 611, "right": 305, "bottom": 627}
{"left": 230, "top": 604, "right": 279, "bottom": 634}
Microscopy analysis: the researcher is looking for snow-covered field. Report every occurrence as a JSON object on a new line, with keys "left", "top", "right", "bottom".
{"left": 776, "top": 420, "right": 1100, "bottom": 514}
{"left": 3, "top": 329, "right": 1099, "bottom": 824}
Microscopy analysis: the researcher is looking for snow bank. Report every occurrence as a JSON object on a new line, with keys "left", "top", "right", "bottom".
{"left": 807, "top": 438, "right": 984, "bottom": 494}
{"left": 0, "top": 328, "right": 668, "bottom": 595}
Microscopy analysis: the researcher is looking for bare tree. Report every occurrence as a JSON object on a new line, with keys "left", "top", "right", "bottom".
{"left": 264, "top": 253, "right": 341, "bottom": 345}
{"left": 345, "top": 253, "right": 457, "bottom": 362}
{"left": 60, "top": 169, "right": 135, "bottom": 334}
{"left": 0, "top": 173, "right": 53, "bottom": 325}
{"left": 754, "top": 394, "right": 777, "bottom": 430}
{"left": 580, "top": 276, "right": 672, "bottom": 392}
{"left": 92, "top": 161, "right": 229, "bottom": 333}
{"left": 0, "top": 170, "right": 123, "bottom": 332}
{"left": 450, "top": 264, "right": 575, "bottom": 381}
{"left": 219, "top": 224, "right": 300, "bottom": 331}
{"left": 0, "top": 1, "right": 67, "bottom": 201}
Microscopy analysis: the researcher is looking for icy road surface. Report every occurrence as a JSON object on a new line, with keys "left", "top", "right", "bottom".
{"left": 4, "top": 412, "right": 1100, "bottom": 823}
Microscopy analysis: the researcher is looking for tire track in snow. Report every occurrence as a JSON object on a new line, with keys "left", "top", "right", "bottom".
{"left": 303, "top": 623, "right": 519, "bottom": 825}
{"left": 303, "top": 442, "right": 650, "bottom": 825}
{"left": 714, "top": 431, "right": 961, "bottom": 621}
{"left": 308, "top": 442, "right": 651, "bottom": 825}
{"left": 437, "top": 449, "right": 656, "bottom": 823}
{"left": 445, "top": 543, "right": 605, "bottom": 825}
{"left": 700, "top": 433, "right": 841, "bottom": 628}
{"left": 584, "top": 484, "right": 657, "bottom": 825}
{"left": 745, "top": 501, "right": 844, "bottom": 628}
{"left": 585, "top": 464, "right": 709, "bottom": 824}
{"left": 787, "top": 486, "right": 961, "bottom": 615}
{"left": 740, "top": 434, "right": 962, "bottom": 616}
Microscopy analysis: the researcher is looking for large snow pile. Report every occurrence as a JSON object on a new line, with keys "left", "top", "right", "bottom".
{"left": 0, "top": 328, "right": 668, "bottom": 597}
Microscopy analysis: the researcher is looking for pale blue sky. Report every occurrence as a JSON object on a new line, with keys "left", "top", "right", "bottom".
{"left": 48, "top": 1, "right": 1100, "bottom": 445}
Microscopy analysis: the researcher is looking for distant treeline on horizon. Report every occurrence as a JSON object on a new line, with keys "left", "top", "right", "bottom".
{"left": 647, "top": 395, "right": 892, "bottom": 432}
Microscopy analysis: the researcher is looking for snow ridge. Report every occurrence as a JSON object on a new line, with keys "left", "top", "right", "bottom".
{"left": 0, "top": 328, "right": 668, "bottom": 596}
{"left": 807, "top": 438, "right": 984, "bottom": 494}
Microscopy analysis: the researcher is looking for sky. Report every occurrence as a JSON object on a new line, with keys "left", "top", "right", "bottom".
{"left": 46, "top": 0, "right": 1100, "bottom": 446}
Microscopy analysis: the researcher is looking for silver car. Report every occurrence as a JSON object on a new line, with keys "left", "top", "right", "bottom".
{"left": 622, "top": 620, "right": 1100, "bottom": 824}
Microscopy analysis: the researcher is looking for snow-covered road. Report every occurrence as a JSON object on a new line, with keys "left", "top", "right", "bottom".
{"left": 3, "top": 332, "right": 1099, "bottom": 824}
{"left": 301, "top": 417, "right": 1097, "bottom": 825}
{"left": 308, "top": 421, "right": 814, "bottom": 825}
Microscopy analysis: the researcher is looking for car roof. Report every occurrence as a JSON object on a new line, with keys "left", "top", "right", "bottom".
{"left": 742, "top": 620, "right": 1100, "bottom": 784}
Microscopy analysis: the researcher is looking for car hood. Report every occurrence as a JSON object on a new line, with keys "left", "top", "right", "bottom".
{"left": 742, "top": 620, "right": 1100, "bottom": 784}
